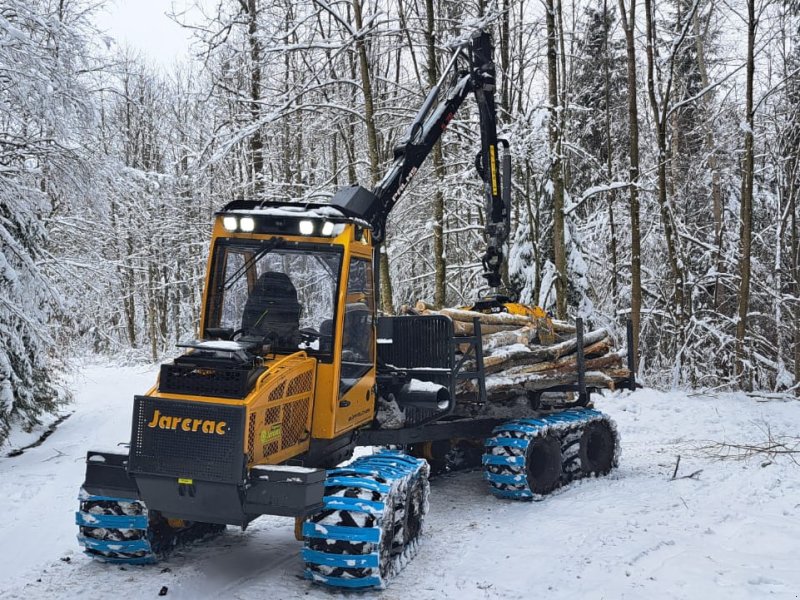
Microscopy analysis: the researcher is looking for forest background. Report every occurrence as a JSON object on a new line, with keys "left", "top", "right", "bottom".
{"left": 1, "top": 0, "right": 799, "bottom": 441}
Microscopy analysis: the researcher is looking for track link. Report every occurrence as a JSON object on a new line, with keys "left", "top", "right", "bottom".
{"left": 76, "top": 490, "right": 225, "bottom": 564}
{"left": 483, "top": 409, "right": 619, "bottom": 499}
{"left": 302, "top": 450, "right": 430, "bottom": 589}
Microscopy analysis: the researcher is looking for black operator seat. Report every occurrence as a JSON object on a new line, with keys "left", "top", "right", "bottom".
{"left": 241, "top": 271, "right": 301, "bottom": 348}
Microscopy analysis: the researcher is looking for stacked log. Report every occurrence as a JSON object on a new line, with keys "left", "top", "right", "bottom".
{"left": 407, "top": 302, "right": 631, "bottom": 399}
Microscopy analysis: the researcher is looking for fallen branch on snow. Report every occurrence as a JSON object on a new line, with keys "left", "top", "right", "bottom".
{"left": 694, "top": 422, "right": 800, "bottom": 466}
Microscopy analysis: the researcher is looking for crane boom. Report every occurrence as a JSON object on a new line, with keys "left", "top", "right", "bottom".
{"left": 331, "top": 29, "right": 511, "bottom": 291}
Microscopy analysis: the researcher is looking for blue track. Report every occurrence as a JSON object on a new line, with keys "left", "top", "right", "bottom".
{"left": 303, "top": 450, "right": 429, "bottom": 589}
{"left": 483, "top": 408, "right": 617, "bottom": 499}
{"left": 76, "top": 493, "right": 157, "bottom": 564}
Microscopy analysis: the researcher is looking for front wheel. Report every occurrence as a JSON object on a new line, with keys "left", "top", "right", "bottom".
{"left": 302, "top": 451, "right": 430, "bottom": 589}
{"left": 76, "top": 489, "right": 225, "bottom": 564}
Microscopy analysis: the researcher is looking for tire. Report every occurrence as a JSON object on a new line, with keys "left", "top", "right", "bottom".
{"left": 524, "top": 434, "right": 562, "bottom": 495}
{"left": 578, "top": 420, "right": 616, "bottom": 476}
{"left": 398, "top": 474, "right": 428, "bottom": 552}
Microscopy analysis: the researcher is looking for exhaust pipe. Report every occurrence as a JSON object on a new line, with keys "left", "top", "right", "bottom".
{"left": 394, "top": 380, "right": 451, "bottom": 412}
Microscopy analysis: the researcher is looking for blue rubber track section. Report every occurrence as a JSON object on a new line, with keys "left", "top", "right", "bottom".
{"left": 76, "top": 493, "right": 157, "bottom": 565}
{"left": 301, "top": 521, "right": 382, "bottom": 543}
{"left": 75, "top": 511, "right": 148, "bottom": 529}
{"left": 483, "top": 408, "right": 616, "bottom": 500}
{"left": 304, "top": 570, "right": 383, "bottom": 589}
{"left": 303, "top": 449, "right": 429, "bottom": 590}
{"left": 77, "top": 535, "right": 152, "bottom": 553}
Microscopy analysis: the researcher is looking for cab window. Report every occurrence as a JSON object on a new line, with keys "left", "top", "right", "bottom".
{"left": 339, "top": 258, "right": 374, "bottom": 394}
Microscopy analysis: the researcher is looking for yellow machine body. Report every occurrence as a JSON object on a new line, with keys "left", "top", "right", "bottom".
{"left": 145, "top": 215, "right": 377, "bottom": 470}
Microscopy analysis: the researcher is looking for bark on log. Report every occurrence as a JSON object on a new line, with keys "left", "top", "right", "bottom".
{"left": 501, "top": 350, "right": 622, "bottom": 377}
{"left": 456, "top": 341, "right": 625, "bottom": 390}
{"left": 481, "top": 326, "right": 535, "bottom": 353}
{"left": 417, "top": 309, "right": 520, "bottom": 335}
{"left": 485, "top": 368, "right": 630, "bottom": 395}
{"left": 476, "top": 338, "right": 611, "bottom": 375}
{"left": 413, "top": 301, "right": 575, "bottom": 333}
{"left": 477, "top": 330, "right": 608, "bottom": 375}
{"left": 525, "top": 328, "right": 608, "bottom": 361}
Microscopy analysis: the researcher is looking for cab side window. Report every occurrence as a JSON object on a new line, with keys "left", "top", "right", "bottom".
{"left": 339, "top": 258, "right": 374, "bottom": 394}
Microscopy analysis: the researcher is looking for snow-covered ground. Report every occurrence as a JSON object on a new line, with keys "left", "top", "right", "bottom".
{"left": 0, "top": 363, "right": 798, "bottom": 599}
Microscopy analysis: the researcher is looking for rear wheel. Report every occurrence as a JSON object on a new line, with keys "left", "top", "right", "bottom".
{"left": 579, "top": 420, "right": 616, "bottom": 476}
{"left": 524, "top": 435, "right": 562, "bottom": 495}
{"left": 483, "top": 410, "right": 619, "bottom": 499}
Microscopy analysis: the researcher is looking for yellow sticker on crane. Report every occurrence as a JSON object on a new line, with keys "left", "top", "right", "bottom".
{"left": 489, "top": 145, "right": 498, "bottom": 196}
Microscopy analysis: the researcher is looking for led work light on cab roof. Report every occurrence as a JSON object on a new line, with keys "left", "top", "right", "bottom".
{"left": 220, "top": 213, "right": 343, "bottom": 237}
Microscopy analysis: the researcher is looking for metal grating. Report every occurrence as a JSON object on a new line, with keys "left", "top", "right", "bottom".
{"left": 282, "top": 397, "right": 310, "bottom": 450}
{"left": 245, "top": 354, "right": 315, "bottom": 467}
{"left": 129, "top": 396, "right": 245, "bottom": 483}
{"left": 159, "top": 364, "right": 262, "bottom": 399}
{"left": 264, "top": 405, "right": 280, "bottom": 425}
{"left": 247, "top": 413, "right": 256, "bottom": 463}
{"left": 268, "top": 381, "right": 286, "bottom": 403}
{"left": 378, "top": 315, "right": 453, "bottom": 370}
{"left": 287, "top": 371, "right": 313, "bottom": 396}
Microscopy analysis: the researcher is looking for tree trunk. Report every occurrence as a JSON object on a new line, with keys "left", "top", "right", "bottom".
{"left": 545, "top": 0, "right": 567, "bottom": 320}
{"left": 644, "top": 0, "right": 687, "bottom": 340}
{"left": 693, "top": 5, "right": 725, "bottom": 310}
{"left": 352, "top": 0, "right": 394, "bottom": 314}
{"left": 735, "top": 0, "right": 756, "bottom": 384}
{"left": 245, "top": 0, "right": 264, "bottom": 198}
{"left": 603, "top": 0, "right": 619, "bottom": 307}
{"left": 424, "top": 0, "right": 446, "bottom": 307}
{"left": 793, "top": 201, "right": 799, "bottom": 392}
{"left": 618, "top": 0, "right": 642, "bottom": 371}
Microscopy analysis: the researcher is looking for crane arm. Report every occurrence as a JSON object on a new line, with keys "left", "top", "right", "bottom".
{"left": 331, "top": 29, "right": 511, "bottom": 291}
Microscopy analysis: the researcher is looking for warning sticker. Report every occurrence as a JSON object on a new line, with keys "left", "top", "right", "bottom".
{"left": 260, "top": 423, "right": 282, "bottom": 444}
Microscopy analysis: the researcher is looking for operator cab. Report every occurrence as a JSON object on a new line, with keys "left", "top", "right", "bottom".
{"left": 156, "top": 201, "right": 378, "bottom": 435}
{"left": 204, "top": 235, "right": 342, "bottom": 358}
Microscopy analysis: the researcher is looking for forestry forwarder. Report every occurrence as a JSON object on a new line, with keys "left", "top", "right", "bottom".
{"left": 76, "top": 29, "right": 633, "bottom": 589}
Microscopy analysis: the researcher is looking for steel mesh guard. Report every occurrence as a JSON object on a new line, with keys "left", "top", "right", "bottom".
{"left": 129, "top": 396, "right": 245, "bottom": 483}
{"left": 244, "top": 353, "right": 316, "bottom": 466}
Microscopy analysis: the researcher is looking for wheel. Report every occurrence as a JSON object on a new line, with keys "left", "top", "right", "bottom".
{"left": 409, "top": 439, "right": 482, "bottom": 475}
{"left": 524, "top": 434, "right": 562, "bottom": 495}
{"left": 578, "top": 420, "right": 616, "bottom": 476}
{"left": 302, "top": 451, "right": 429, "bottom": 589}
{"left": 76, "top": 490, "right": 225, "bottom": 564}
{"left": 483, "top": 428, "right": 563, "bottom": 499}
{"left": 394, "top": 472, "right": 428, "bottom": 556}
{"left": 483, "top": 410, "right": 619, "bottom": 499}
{"left": 76, "top": 494, "right": 155, "bottom": 563}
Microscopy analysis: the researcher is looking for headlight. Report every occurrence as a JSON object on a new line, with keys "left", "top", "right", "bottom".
{"left": 239, "top": 216, "right": 255, "bottom": 232}
{"left": 222, "top": 216, "right": 238, "bottom": 232}
{"left": 299, "top": 220, "right": 314, "bottom": 235}
{"left": 321, "top": 221, "right": 334, "bottom": 236}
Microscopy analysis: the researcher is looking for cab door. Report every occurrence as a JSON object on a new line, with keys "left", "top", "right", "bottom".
{"left": 333, "top": 256, "right": 376, "bottom": 433}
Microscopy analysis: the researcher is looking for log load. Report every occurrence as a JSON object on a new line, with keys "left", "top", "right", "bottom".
{"left": 407, "top": 301, "right": 631, "bottom": 399}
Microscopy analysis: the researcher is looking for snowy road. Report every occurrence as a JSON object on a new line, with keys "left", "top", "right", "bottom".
{"left": 1, "top": 364, "right": 798, "bottom": 599}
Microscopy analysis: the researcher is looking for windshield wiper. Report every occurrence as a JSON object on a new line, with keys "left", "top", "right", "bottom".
{"left": 221, "top": 238, "right": 284, "bottom": 291}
